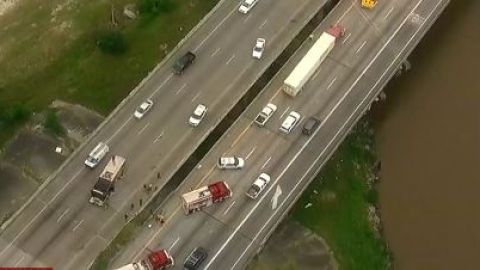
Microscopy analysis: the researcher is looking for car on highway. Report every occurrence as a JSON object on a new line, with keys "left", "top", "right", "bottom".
{"left": 252, "top": 38, "right": 266, "bottom": 59}
{"left": 134, "top": 99, "right": 154, "bottom": 119}
{"left": 302, "top": 116, "right": 321, "bottom": 136}
{"left": 217, "top": 156, "right": 245, "bottom": 170}
{"left": 173, "top": 51, "right": 196, "bottom": 74}
{"left": 84, "top": 142, "right": 109, "bottom": 168}
{"left": 280, "top": 111, "right": 301, "bottom": 134}
{"left": 238, "top": 0, "right": 259, "bottom": 14}
{"left": 246, "top": 173, "right": 271, "bottom": 199}
{"left": 188, "top": 104, "right": 207, "bottom": 127}
{"left": 184, "top": 247, "right": 208, "bottom": 270}
{"left": 254, "top": 103, "right": 277, "bottom": 126}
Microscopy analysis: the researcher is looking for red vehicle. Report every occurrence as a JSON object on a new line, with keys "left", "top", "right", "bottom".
{"left": 182, "top": 181, "right": 232, "bottom": 215}
{"left": 114, "top": 249, "right": 174, "bottom": 270}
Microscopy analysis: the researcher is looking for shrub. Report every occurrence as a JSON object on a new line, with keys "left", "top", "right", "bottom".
{"left": 138, "top": 0, "right": 176, "bottom": 16}
{"left": 96, "top": 30, "right": 128, "bottom": 55}
{"left": 44, "top": 109, "right": 65, "bottom": 136}
{"left": 0, "top": 104, "right": 32, "bottom": 129}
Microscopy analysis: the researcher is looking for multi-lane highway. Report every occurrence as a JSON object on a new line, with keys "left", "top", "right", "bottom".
{"left": 0, "top": 0, "right": 328, "bottom": 268}
{"left": 111, "top": 0, "right": 449, "bottom": 269}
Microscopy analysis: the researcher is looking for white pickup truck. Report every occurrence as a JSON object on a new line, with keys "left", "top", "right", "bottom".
{"left": 254, "top": 103, "right": 277, "bottom": 126}
{"left": 246, "top": 173, "right": 271, "bottom": 199}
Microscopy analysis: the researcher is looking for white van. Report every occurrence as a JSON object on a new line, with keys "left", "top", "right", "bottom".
{"left": 84, "top": 142, "right": 109, "bottom": 168}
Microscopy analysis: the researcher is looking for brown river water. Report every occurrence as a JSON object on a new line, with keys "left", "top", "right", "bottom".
{"left": 372, "top": 1, "right": 480, "bottom": 269}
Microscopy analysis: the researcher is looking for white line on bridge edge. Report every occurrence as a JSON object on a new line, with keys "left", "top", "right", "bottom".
{"left": 0, "top": 168, "right": 83, "bottom": 258}
{"left": 195, "top": 3, "right": 240, "bottom": 51}
{"left": 105, "top": 118, "right": 132, "bottom": 144}
{"left": 205, "top": 0, "right": 435, "bottom": 268}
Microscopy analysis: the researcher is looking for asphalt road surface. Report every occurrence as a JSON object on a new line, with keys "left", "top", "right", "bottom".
{"left": 0, "top": 0, "right": 328, "bottom": 268}
{"left": 110, "top": 0, "right": 449, "bottom": 269}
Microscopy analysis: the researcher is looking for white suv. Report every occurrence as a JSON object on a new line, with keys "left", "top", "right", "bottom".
{"left": 280, "top": 111, "right": 301, "bottom": 134}
{"left": 239, "top": 0, "right": 259, "bottom": 14}
{"left": 252, "top": 38, "right": 266, "bottom": 59}
{"left": 189, "top": 104, "right": 207, "bottom": 127}
{"left": 217, "top": 156, "right": 245, "bottom": 170}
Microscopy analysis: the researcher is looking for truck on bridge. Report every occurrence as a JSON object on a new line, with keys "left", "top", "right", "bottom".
{"left": 283, "top": 25, "right": 345, "bottom": 97}
{"left": 114, "top": 249, "right": 174, "bottom": 270}
{"left": 89, "top": 155, "right": 126, "bottom": 207}
{"left": 182, "top": 181, "right": 232, "bottom": 215}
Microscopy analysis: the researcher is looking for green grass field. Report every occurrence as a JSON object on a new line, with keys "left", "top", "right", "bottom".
{"left": 0, "top": 0, "right": 218, "bottom": 146}
{"left": 292, "top": 118, "right": 391, "bottom": 270}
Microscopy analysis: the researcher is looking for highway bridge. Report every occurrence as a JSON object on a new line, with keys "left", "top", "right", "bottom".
{"left": 110, "top": 0, "right": 449, "bottom": 269}
{"left": 0, "top": 0, "right": 449, "bottom": 269}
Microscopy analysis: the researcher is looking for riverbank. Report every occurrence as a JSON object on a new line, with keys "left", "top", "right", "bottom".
{"left": 373, "top": 1, "right": 480, "bottom": 269}
{"left": 249, "top": 118, "right": 391, "bottom": 270}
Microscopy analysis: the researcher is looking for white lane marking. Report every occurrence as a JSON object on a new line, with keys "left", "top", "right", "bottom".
{"left": 72, "top": 219, "right": 84, "bottom": 232}
{"left": 261, "top": 157, "right": 271, "bottom": 170}
{"left": 271, "top": 185, "right": 282, "bottom": 210}
{"left": 150, "top": 74, "right": 173, "bottom": 97}
{"left": 259, "top": 19, "right": 268, "bottom": 29}
{"left": 138, "top": 123, "right": 150, "bottom": 135}
{"left": 168, "top": 237, "right": 180, "bottom": 252}
{"left": 245, "top": 146, "right": 256, "bottom": 160}
{"left": 14, "top": 255, "right": 24, "bottom": 266}
{"left": 311, "top": 68, "right": 322, "bottom": 81}
{"left": 326, "top": 77, "right": 337, "bottom": 90}
{"left": 105, "top": 117, "right": 132, "bottom": 144}
{"left": 279, "top": 107, "right": 290, "bottom": 119}
{"left": 223, "top": 201, "right": 236, "bottom": 215}
{"left": 0, "top": 168, "right": 82, "bottom": 258}
{"left": 335, "top": 1, "right": 355, "bottom": 24}
{"left": 56, "top": 208, "right": 70, "bottom": 223}
{"left": 195, "top": 4, "right": 240, "bottom": 51}
{"left": 153, "top": 131, "right": 164, "bottom": 143}
{"left": 384, "top": 6, "right": 395, "bottom": 20}
{"left": 206, "top": 0, "right": 434, "bottom": 267}
{"left": 191, "top": 92, "right": 201, "bottom": 102}
{"left": 176, "top": 83, "right": 187, "bottom": 95}
{"left": 243, "top": 14, "right": 252, "bottom": 23}
{"left": 342, "top": 32, "right": 351, "bottom": 44}
{"left": 355, "top": 40, "right": 367, "bottom": 54}
{"left": 211, "top": 48, "right": 221, "bottom": 57}
{"left": 226, "top": 54, "right": 236, "bottom": 66}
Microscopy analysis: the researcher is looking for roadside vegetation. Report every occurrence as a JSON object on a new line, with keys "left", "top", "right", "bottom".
{"left": 0, "top": 0, "right": 218, "bottom": 147}
{"left": 291, "top": 118, "right": 391, "bottom": 270}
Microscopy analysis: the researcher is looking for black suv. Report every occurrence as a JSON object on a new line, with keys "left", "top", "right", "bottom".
{"left": 173, "top": 51, "right": 196, "bottom": 74}
{"left": 184, "top": 247, "right": 208, "bottom": 270}
{"left": 302, "top": 116, "right": 321, "bottom": 136}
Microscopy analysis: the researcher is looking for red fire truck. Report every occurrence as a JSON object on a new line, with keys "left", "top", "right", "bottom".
{"left": 114, "top": 249, "right": 174, "bottom": 270}
{"left": 181, "top": 181, "right": 232, "bottom": 215}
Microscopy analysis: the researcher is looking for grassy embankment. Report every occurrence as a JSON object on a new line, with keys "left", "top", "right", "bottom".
{"left": 291, "top": 118, "right": 391, "bottom": 270}
{"left": 0, "top": 0, "right": 218, "bottom": 146}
